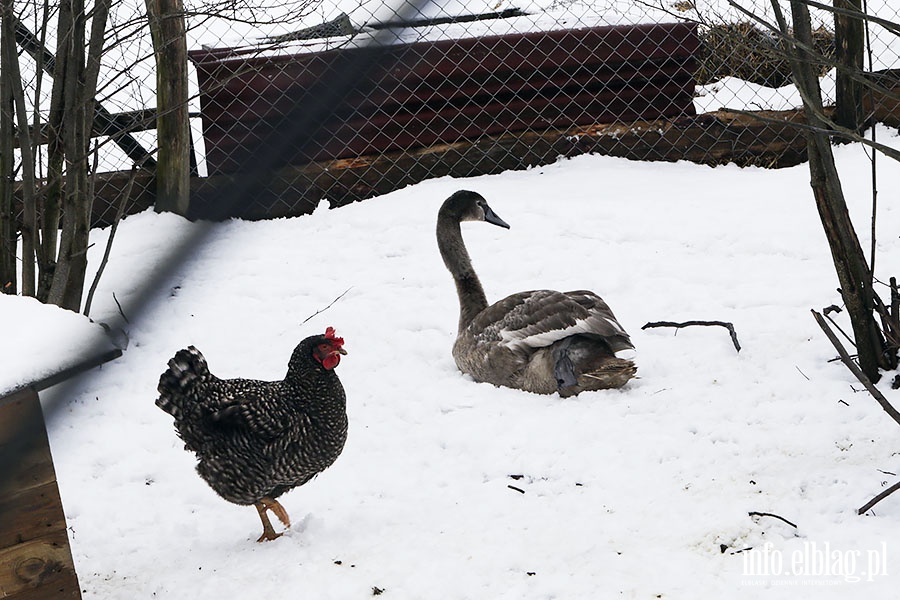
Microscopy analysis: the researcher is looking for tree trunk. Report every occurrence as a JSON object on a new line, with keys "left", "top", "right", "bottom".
{"left": 834, "top": 0, "right": 865, "bottom": 132}
{"left": 784, "top": 0, "right": 887, "bottom": 381}
{"left": 46, "top": 0, "right": 86, "bottom": 310}
{"left": 3, "top": 11, "right": 38, "bottom": 297}
{"left": 0, "top": 0, "right": 14, "bottom": 294}
{"left": 40, "top": 0, "right": 71, "bottom": 303}
{"left": 147, "top": 0, "right": 190, "bottom": 216}
{"left": 46, "top": 0, "right": 110, "bottom": 311}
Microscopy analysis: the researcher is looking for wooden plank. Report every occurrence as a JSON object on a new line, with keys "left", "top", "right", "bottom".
{"left": 0, "top": 531, "right": 80, "bottom": 599}
{"left": 0, "top": 389, "right": 81, "bottom": 599}
{"left": 0, "top": 481, "right": 70, "bottom": 549}
{"left": 13, "top": 107, "right": 811, "bottom": 224}
{"left": 12, "top": 169, "right": 157, "bottom": 230}
{"left": 11, "top": 109, "right": 200, "bottom": 149}
{"left": 187, "top": 108, "right": 810, "bottom": 221}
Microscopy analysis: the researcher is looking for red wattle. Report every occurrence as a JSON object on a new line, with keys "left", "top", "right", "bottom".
{"left": 322, "top": 353, "right": 340, "bottom": 370}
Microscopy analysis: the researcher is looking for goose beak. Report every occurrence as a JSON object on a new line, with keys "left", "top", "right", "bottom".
{"left": 484, "top": 206, "right": 510, "bottom": 229}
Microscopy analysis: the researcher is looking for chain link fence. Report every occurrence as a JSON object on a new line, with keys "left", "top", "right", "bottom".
{"left": 7, "top": 0, "right": 900, "bottom": 223}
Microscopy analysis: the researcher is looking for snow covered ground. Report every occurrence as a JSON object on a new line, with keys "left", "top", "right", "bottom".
{"left": 5, "top": 129, "right": 900, "bottom": 598}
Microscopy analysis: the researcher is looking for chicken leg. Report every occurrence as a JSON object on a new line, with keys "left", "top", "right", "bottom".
{"left": 254, "top": 497, "right": 291, "bottom": 542}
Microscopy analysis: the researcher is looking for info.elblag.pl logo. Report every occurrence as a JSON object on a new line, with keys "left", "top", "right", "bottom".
{"left": 741, "top": 541, "right": 888, "bottom": 585}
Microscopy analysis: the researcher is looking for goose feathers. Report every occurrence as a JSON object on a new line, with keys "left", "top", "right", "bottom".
{"left": 470, "top": 289, "right": 633, "bottom": 354}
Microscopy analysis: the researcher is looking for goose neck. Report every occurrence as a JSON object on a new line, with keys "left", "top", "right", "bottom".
{"left": 437, "top": 214, "right": 489, "bottom": 333}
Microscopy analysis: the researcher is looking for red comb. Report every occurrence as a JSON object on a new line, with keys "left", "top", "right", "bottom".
{"left": 324, "top": 327, "right": 344, "bottom": 346}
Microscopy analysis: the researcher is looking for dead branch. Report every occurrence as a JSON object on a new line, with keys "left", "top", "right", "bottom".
{"left": 873, "top": 279, "right": 900, "bottom": 367}
{"left": 799, "top": 0, "right": 900, "bottom": 37}
{"left": 300, "top": 287, "right": 352, "bottom": 326}
{"left": 811, "top": 309, "right": 900, "bottom": 427}
{"left": 858, "top": 479, "right": 900, "bottom": 515}
{"left": 112, "top": 292, "right": 130, "bottom": 324}
{"left": 83, "top": 164, "right": 138, "bottom": 318}
{"left": 641, "top": 320, "right": 741, "bottom": 352}
{"left": 748, "top": 511, "right": 798, "bottom": 528}
{"left": 824, "top": 310, "right": 856, "bottom": 348}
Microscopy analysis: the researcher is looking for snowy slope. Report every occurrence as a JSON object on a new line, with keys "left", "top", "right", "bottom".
{"left": 5, "top": 133, "right": 899, "bottom": 597}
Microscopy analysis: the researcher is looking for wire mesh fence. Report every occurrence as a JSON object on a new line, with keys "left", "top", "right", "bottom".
{"left": 4, "top": 0, "right": 900, "bottom": 224}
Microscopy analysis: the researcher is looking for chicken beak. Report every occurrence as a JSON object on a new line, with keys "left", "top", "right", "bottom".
{"left": 336, "top": 348, "right": 348, "bottom": 355}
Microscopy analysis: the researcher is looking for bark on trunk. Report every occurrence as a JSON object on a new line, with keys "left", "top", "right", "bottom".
{"left": 46, "top": 0, "right": 110, "bottom": 311}
{"left": 3, "top": 12, "right": 38, "bottom": 297}
{"left": 147, "top": 0, "right": 190, "bottom": 216}
{"left": 834, "top": 0, "right": 866, "bottom": 132}
{"left": 783, "top": 0, "right": 887, "bottom": 381}
{"left": 0, "top": 0, "right": 14, "bottom": 294}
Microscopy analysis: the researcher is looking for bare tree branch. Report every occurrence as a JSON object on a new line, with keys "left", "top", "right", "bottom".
{"left": 748, "top": 511, "right": 798, "bottom": 528}
{"left": 799, "top": 0, "right": 900, "bottom": 37}
{"left": 641, "top": 320, "right": 741, "bottom": 352}
{"left": 300, "top": 287, "right": 353, "bottom": 326}
{"left": 811, "top": 309, "right": 900, "bottom": 427}
{"left": 858, "top": 479, "right": 900, "bottom": 515}
{"left": 725, "top": 109, "right": 900, "bottom": 163}
{"left": 84, "top": 164, "right": 138, "bottom": 318}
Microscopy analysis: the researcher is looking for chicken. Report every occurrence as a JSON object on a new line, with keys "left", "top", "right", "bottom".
{"left": 156, "top": 327, "right": 348, "bottom": 542}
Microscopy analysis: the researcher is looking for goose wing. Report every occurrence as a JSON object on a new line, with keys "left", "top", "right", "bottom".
{"left": 470, "top": 289, "right": 633, "bottom": 353}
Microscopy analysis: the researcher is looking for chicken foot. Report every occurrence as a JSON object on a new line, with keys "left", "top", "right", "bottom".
{"left": 254, "top": 497, "right": 292, "bottom": 542}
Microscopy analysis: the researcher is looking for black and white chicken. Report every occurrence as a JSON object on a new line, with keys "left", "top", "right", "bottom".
{"left": 156, "top": 327, "right": 348, "bottom": 541}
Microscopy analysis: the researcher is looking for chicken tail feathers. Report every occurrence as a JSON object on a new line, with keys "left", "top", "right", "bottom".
{"left": 156, "top": 346, "right": 209, "bottom": 419}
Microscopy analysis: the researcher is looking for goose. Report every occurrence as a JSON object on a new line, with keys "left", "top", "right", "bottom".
{"left": 437, "top": 190, "right": 636, "bottom": 396}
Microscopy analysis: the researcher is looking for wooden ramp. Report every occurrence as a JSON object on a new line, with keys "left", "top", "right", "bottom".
{"left": 0, "top": 388, "right": 81, "bottom": 599}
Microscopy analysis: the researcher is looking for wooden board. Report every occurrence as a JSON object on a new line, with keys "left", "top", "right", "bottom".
{"left": 186, "top": 108, "right": 812, "bottom": 221}
{"left": 0, "top": 389, "right": 81, "bottom": 600}
{"left": 11, "top": 106, "right": 814, "bottom": 226}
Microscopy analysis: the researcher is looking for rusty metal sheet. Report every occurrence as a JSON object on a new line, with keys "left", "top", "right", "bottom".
{"left": 190, "top": 21, "right": 699, "bottom": 176}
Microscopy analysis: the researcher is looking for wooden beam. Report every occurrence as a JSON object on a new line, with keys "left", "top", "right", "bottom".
{"left": 11, "top": 16, "right": 157, "bottom": 168}
{"left": 10, "top": 109, "right": 200, "bottom": 149}
{"left": 10, "top": 107, "right": 817, "bottom": 226}
{"left": 0, "top": 388, "right": 81, "bottom": 599}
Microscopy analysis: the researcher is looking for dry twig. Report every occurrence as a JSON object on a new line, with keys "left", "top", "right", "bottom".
{"left": 748, "top": 511, "right": 798, "bottom": 529}
{"left": 300, "top": 287, "right": 353, "bottom": 325}
{"left": 84, "top": 164, "right": 139, "bottom": 318}
{"left": 641, "top": 320, "right": 741, "bottom": 352}
{"left": 858, "top": 480, "right": 900, "bottom": 515}
{"left": 811, "top": 309, "right": 900, "bottom": 427}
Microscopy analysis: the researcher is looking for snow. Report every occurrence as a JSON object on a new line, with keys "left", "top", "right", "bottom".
{"left": 6, "top": 128, "right": 900, "bottom": 597}
{"left": 695, "top": 72, "right": 838, "bottom": 113}
{"left": 0, "top": 295, "right": 116, "bottom": 393}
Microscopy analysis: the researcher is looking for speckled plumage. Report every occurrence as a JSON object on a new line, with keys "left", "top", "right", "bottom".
{"left": 438, "top": 190, "right": 637, "bottom": 396}
{"left": 156, "top": 330, "right": 347, "bottom": 540}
